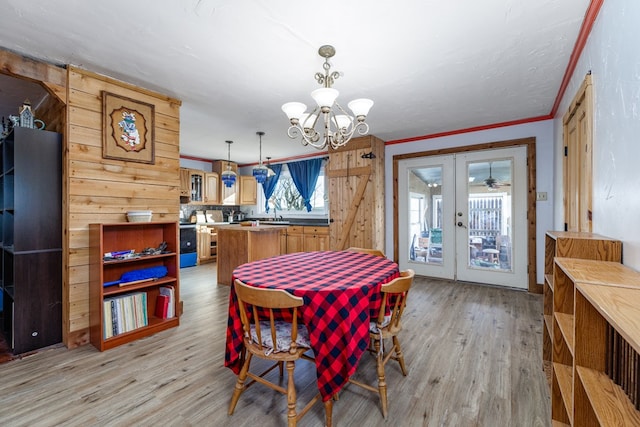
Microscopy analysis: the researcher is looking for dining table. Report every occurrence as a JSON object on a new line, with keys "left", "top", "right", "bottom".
{"left": 224, "top": 250, "right": 400, "bottom": 401}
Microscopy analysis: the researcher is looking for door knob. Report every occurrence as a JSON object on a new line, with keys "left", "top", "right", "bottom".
{"left": 457, "top": 221, "right": 467, "bottom": 228}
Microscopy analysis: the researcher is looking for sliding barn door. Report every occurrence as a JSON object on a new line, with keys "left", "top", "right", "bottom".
{"left": 328, "top": 135, "right": 386, "bottom": 252}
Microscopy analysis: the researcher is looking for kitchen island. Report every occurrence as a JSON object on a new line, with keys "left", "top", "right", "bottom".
{"left": 216, "top": 224, "right": 288, "bottom": 286}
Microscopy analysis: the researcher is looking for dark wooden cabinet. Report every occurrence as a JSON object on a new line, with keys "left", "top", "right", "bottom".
{"left": 0, "top": 127, "right": 62, "bottom": 354}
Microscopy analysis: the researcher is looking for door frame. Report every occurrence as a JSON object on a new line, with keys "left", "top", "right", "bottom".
{"left": 393, "top": 137, "right": 539, "bottom": 293}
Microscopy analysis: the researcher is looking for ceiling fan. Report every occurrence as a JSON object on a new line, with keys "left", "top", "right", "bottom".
{"left": 482, "top": 162, "right": 511, "bottom": 190}
{"left": 484, "top": 163, "right": 498, "bottom": 189}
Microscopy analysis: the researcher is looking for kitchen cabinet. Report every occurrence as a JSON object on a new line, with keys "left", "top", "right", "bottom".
{"left": 239, "top": 175, "right": 257, "bottom": 205}
{"left": 204, "top": 172, "right": 219, "bottom": 204}
{"left": 216, "top": 225, "right": 286, "bottom": 285}
{"left": 282, "top": 226, "right": 329, "bottom": 254}
{"left": 197, "top": 225, "right": 217, "bottom": 264}
{"left": 179, "top": 168, "right": 191, "bottom": 198}
{"left": 1, "top": 127, "right": 62, "bottom": 354}
{"left": 189, "top": 170, "right": 205, "bottom": 204}
{"left": 303, "top": 226, "right": 329, "bottom": 251}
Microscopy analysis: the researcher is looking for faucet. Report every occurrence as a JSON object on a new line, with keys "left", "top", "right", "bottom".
{"left": 273, "top": 205, "right": 277, "bottom": 221}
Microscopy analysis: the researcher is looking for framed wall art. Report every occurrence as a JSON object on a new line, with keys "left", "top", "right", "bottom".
{"left": 102, "top": 91, "right": 155, "bottom": 164}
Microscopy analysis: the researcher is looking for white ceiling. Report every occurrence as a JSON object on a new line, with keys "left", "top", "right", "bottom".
{"left": 0, "top": 0, "right": 590, "bottom": 165}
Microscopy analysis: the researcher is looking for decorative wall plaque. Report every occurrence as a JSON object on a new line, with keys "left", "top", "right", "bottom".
{"left": 102, "top": 92, "right": 155, "bottom": 164}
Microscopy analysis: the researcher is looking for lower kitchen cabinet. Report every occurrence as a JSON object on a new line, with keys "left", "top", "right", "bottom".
{"left": 282, "top": 226, "right": 329, "bottom": 253}
{"left": 197, "top": 225, "right": 217, "bottom": 263}
{"left": 303, "top": 226, "right": 329, "bottom": 251}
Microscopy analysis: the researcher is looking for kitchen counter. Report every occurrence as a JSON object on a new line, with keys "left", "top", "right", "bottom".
{"left": 216, "top": 225, "right": 287, "bottom": 286}
{"left": 233, "top": 219, "right": 329, "bottom": 227}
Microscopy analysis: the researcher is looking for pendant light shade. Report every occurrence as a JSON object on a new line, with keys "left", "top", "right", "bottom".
{"left": 252, "top": 131, "right": 268, "bottom": 184}
{"left": 221, "top": 140, "right": 237, "bottom": 188}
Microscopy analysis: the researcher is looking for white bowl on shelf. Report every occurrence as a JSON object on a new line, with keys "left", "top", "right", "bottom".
{"left": 126, "top": 210, "right": 153, "bottom": 222}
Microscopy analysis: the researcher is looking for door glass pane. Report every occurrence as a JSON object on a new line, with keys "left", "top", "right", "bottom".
{"left": 408, "top": 166, "right": 443, "bottom": 264}
{"left": 467, "top": 160, "right": 513, "bottom": 271}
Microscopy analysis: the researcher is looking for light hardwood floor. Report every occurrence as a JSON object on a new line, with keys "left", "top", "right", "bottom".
{"left": 0, "top": 262, "right": 551, "bottom": 426}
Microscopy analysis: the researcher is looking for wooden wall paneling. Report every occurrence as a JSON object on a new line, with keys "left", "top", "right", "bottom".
{"left": 65, "top": 66, "right": 181, "bottom": 348}
{"left": 328, "top": 135, "right": 385, "bottom": 252}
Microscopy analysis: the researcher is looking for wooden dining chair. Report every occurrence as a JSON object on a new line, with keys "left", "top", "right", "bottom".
{"left": 348, "top": 269, "right": 415, "bottom": 419}
{"left": 229, "top": 279, "right": 332, "bottom": 427}
{"left": 346, "top": 247, "right": 386, "bottom": 257}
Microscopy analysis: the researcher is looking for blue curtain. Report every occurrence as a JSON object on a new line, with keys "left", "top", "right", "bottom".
{"left": 261, "top": 163, "right": 283, "bottom": 213}
{"left": 287, "top": 158, "right": 323, "bottom": 212}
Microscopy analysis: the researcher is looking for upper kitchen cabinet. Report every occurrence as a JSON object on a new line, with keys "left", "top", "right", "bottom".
{"left": 204, "top": 172, "right": 219, "bottom": 205}
{"left": 328, "top": 135, "right": 385, "bottom": 252}
{"left": 239, "top": 175, "right": 257, "bottom": 205}
{"left": 179, "top": 168, "right": 190, "bottom": 199}
{"left": 189, "top": 170, "right": 205, "bottom": 204}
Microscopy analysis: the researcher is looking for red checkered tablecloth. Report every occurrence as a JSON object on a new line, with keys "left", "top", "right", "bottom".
{"left": 224, "top": 250, "right": 399, "bottom": 401}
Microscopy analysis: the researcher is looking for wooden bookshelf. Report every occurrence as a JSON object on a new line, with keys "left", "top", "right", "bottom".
{"left": 543, "top": 232, "right": 622, "bottom": 378}
{"left": 574, "top": 284, "right": 640, "bottom": 426}
{"left": 89, "top": 222, "right": 180, "bottom": 351}
{"left": 549, "top": 256, "right": 640, "bottom": 425}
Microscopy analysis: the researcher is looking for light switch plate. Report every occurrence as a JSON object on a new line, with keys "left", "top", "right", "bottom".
{"left": 536, "top": 192, "right": 548, "bottom": 201}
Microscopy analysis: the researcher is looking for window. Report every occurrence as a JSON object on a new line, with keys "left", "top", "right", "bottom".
{"left": 257, "top": 162, "right": 328, "bottom": 216}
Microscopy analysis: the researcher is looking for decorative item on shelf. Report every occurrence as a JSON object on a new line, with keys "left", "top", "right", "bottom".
{"left": 252, "top": 131, "right": 269, "bottom": 184}
{"left": 6, "top": 99, "right": 46, "bottom": 131}
{"left": 221, "top": 140, "right": 237, "bottom": 187}
{"left": 282, "top": 44, "right": 373, "bottom": 150}
{"left": 126, "top": 210, "right": 153, "bottom": 222}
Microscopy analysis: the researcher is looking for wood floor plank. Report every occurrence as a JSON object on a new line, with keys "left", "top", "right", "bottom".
{"left": 0, "top": 263, "right": 551, "bottom": 426}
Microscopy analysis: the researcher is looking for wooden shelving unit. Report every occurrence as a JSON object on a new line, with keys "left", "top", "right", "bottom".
{"left": 574, "top": 284, "right": 640, "bottom": 426}
{"left": 543, "top": 232, "right": 622, "bottom": 377}
{"left": 548, "top": 255, "right": 640, "bottom": 425}
{"left": 89, "top": 222, "right": 180, "bottom": 351}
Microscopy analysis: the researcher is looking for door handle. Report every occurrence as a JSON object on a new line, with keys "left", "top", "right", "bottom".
{"left": 457, "top": 221, "right": 467, "bottom": 228}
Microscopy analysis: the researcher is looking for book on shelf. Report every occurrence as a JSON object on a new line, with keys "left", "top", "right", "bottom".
{"left": 103, "top": 292, "right": 149, "bottom": 339}
{"left": 155, "top": 294, "right": 169, "bottom": 319}
{"left": 159, "top": 286, "right": 175, "bottom": 318}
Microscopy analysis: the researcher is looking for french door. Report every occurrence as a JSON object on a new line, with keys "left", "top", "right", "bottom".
{"left": 398, "top": 146, "right": 528, "bottom": 289}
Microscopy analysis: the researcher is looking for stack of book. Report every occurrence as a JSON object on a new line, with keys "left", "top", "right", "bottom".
{"left": 155, "top": 286, "right": 176, "bottom": 319}
{"left": 103, "top": 292, "right": 148, "bottom": 339}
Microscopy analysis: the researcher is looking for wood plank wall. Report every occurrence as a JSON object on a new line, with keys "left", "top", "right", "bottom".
{"left": 65, "top": 66, "right": 181, "bottom": 347}
{"left": 328, "top": 135, "right": 385, "bottom": 251}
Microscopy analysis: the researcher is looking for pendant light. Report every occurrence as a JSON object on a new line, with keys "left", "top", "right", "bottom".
{"left": 221, "top": 140, "right": 237, "bottom": 187}
{"left": 252, "top": 131, "right": 269, "bottom": 184}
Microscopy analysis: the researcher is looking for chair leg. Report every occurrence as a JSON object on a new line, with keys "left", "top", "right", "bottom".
{"left": 393, "top": 336, "right": 408, "bottom": 376}
{"left": 228, "top": 353, "right": 253, "bottom": 415}
{"left": 286, "top": 360, "right": 298, "bottom": 427}
{"left": 373, "top": 339, "right": 388, "bottom": 419}
{"left": 324, "top": 399, "right": 333, "bottom": 427}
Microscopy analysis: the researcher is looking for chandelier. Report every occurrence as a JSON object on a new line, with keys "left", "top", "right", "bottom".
{"left": 221, "top": 140, "right": 236, "bottom": 187}
{"left": 282, "top": 45, "right": 373, "bottom": 150}
{"left": 252, "top": 131, "right": 269, "bottom": 184}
